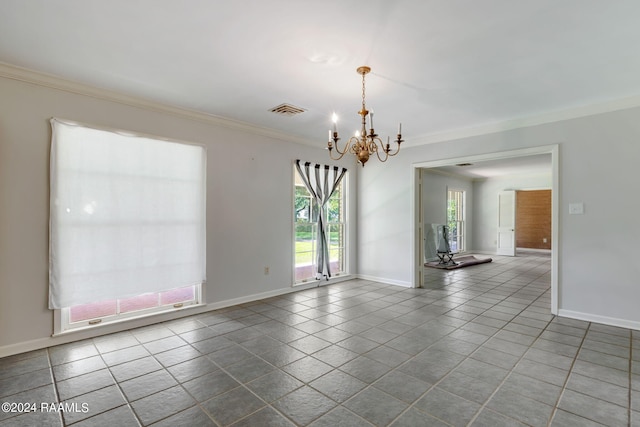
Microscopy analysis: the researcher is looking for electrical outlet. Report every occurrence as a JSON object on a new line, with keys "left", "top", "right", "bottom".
{"left": 264, "top": 267, "right": 269, "bottom": 275}
{"left": 543, "top": 238, "right": 547, "bottom": 243}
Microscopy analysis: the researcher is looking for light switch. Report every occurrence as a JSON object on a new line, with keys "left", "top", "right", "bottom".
{"left": 569, "top": 202, "right": 584, "bottom": 215}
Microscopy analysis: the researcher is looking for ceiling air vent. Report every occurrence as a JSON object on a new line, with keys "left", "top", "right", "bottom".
{"left": 269, "top": 103, "right": 306, "bottom": 116}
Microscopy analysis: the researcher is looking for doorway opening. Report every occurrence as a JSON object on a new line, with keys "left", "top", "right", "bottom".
{"left": 516, "top": 189, "right": 552, "bottom": 251}
{"left": 412, "top": 145, "right": 558, "bottom": 314}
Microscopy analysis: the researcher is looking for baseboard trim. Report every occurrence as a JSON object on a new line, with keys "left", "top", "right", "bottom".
{"left": 516, "top": 248, "right": 552, "bottom": 254}
{"left": 0, "top": 281, "right": 320, "bottom": 358}
{"left": 356, "top": 274, "right": 413, "bottom": 288}
{"left": 557, "top": 309, "right": 640, "bottom": 331}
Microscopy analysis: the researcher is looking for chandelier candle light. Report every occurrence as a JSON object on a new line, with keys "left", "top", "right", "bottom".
{"left": 327, "top": 66, "right": 403, "bottom": 166}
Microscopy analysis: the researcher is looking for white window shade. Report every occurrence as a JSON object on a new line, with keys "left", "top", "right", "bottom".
{"left": 49, "top": 119, "right": 206, "bottom": 309}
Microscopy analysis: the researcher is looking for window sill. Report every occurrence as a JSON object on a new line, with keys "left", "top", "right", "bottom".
{"left": 52, "top": 302, "right": 205, "bottom": 337}
{"left": 293, "top": 273, "right": 353, "bottom": 287}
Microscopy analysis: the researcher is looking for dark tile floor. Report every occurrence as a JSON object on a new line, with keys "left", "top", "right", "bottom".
{"left": 1, "top": 252, "right": 639, "bottom": 426}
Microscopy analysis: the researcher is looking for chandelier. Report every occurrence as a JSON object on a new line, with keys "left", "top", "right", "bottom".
{"left": 327, "top": 66, "right": 403, "bottom": 166}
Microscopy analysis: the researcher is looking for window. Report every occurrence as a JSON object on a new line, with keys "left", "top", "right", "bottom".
{"left": 294, "top": 165, "right": 346, "bottom": 283}
{"left": 49, "top": 119, "right": 206, "bottom": 332}
{"left": 66, "top": 286, "right": 200, "bottom": 327}
{"left": 447, "top": 189, "right": 465, "bottom": 252}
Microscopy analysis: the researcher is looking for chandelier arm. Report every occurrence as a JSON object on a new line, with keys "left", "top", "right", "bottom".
{"left": 328, "top": 148, "right": 348, "bottom": 161}
{"left": 331, "top": 140, "right": 348, "bottom": 155}
{"left": 373, "top": 139, "right": 391, "bottom": 163}
{"left": 329, "top": 141, "right": 351, "bottom": 159}
{"left": 386, "top": 135, "right": 404, "bottom": 157}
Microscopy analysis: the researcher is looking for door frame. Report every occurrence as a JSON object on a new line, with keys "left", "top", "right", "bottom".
{"left": 497, "top": 190, "right": 517, "bottom": 256}
{"left": 412, "top": 145, "right": 559, "bottom": 315}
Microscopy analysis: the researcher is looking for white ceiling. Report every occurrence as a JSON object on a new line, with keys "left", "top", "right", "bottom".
{"left": 2, "top": 0, "right": 640, "bottom": 149}
{"left": 429, "top": 154, "right": 552, "bottom": 179}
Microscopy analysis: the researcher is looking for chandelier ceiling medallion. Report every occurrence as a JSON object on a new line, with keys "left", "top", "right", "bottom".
{"left": 327, "top": 66, "right": 403, "bottom": 167}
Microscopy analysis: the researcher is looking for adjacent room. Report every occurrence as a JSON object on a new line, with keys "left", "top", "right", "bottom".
{"left": 2, "top": 1, "right": 640, "bottom": 426}
{"left": 420, "top": 154, "right": 552, "bottom": 278}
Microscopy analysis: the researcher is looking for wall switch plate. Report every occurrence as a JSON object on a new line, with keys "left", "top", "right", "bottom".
{"left": 569, "top": 202, "right": 584, "bottom": 215}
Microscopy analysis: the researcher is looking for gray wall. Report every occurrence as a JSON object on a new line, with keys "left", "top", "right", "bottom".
{"left": 4, "top": 65, "right": 640, "bottom": 353}
{"left": 358, "top": 106, "right": 640, "bottom": 328}
{"left": 0, "top": 73, "right": 356, "bottom": 354}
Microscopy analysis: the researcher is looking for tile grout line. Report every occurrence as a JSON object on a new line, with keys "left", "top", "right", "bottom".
{"left": 95, "top": 334, "right": 145, "bottom": 427}
{"left": 58, "top": 329, "right": 208, "bottom": 427}
{"left": 13, "top": 253, "right": 629, "bottom": 427}
{"left": 168, "top": 305, "right": 365, "bottom": 426}
{"left": 140, "top": 320, "right": 260, "bottom": 426}
{"left": 262, "top": 266, "right": 521, "bottom": 426}
{"left": 46, "top": 347, "right": 65, "bottom": 426}
{"left": 386, "top": 267, "right": 552, "bottom": 426}
{"left": 544, "top": 321, "right": 591, "bottom": 427}
{"left": 463, "top": 287, "right": 556, "bottom": 426}
{"left": 134, "top": 329, "right": 224, "bottom": 427}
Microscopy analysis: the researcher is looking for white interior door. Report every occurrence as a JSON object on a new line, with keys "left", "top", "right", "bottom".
{"left": 497, "top": 190, "right": 516, "bottom": 256}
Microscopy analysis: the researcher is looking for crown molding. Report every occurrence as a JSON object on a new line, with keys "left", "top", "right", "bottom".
{"left": 404, "top": 94, "right": 640, "bottom": 147}
{"left": 0, "top": 61, "right": 317, "bottom": 146}
{"left": 4, "top": 61, "right": 640, "bottom": 149}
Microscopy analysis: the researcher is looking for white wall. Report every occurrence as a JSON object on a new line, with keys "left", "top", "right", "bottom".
{"left": 472, "top": 173, "right": 551, "bottom": 253}
{"left": 0, "top": 73, "right": 356, "bottom": 354}
{"left": 358, "top": 106, "right": 640, "bottom": 329}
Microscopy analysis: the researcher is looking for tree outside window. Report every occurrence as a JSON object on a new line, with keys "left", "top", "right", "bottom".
{"left": 294, "top": 170, "right": 345, "bottom": 283}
